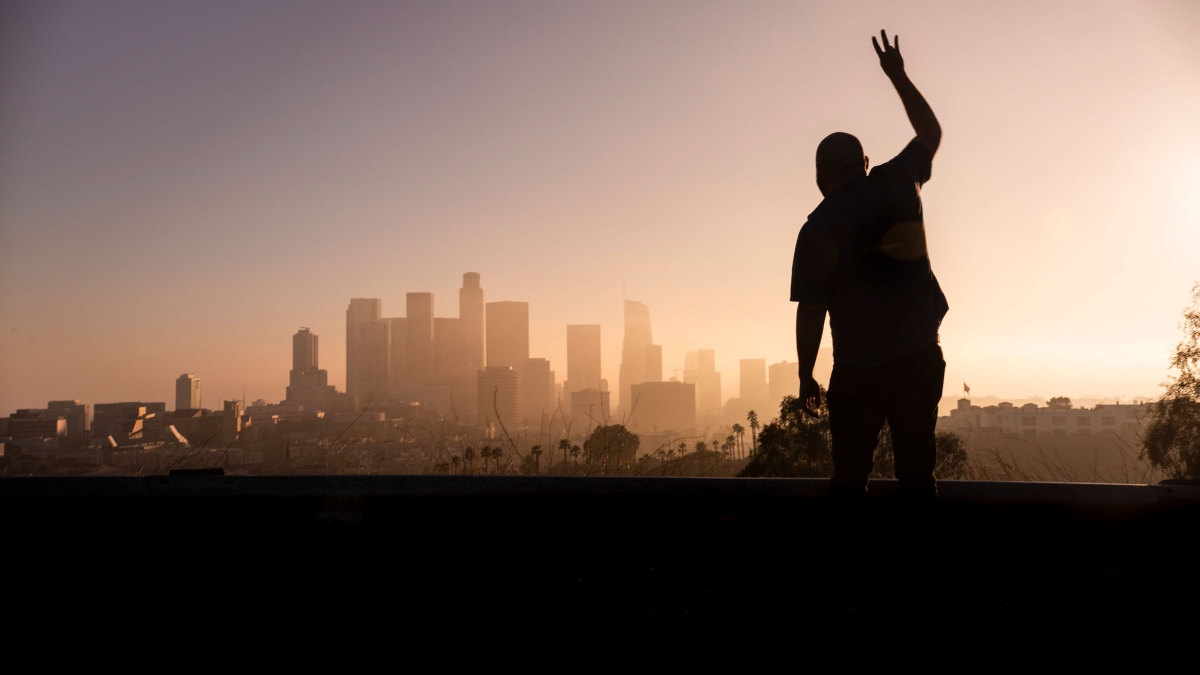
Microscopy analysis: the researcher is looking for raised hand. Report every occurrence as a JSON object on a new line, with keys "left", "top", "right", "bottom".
{"left": 872, "top": 30, "right": 905, "bottom": 80}
{"left": 874, "top": 29, "right": 941, "bottom": 153}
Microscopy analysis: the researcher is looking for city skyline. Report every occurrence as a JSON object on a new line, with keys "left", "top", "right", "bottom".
{"left": 2, "top": 1, "right": 1198, "bottom": 415}
{"left": 0, "top": 264, "right": 1169, "bottom": 418}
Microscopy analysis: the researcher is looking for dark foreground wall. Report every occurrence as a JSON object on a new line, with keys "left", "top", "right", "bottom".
{"left": 4, "top": 476, "right": 1199, "bottom": 629}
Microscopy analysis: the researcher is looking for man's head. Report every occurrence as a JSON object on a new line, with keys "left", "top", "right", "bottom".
{"left": 816, "top": 132, "right": 868, "bottom": 197}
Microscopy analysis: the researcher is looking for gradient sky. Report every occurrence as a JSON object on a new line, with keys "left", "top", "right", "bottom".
{"left": 2, "top": 0, "right": 1199, "bottom": 415}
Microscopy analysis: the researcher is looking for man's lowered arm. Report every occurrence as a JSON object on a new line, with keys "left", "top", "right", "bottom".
{"left": 797, "top": 304, "right": 826, "bottom": 417}
{"left": 873, "top": 30, "right": 941, "bottom": 154}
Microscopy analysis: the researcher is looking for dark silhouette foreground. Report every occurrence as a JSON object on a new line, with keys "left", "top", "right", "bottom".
{"left": 5, "top": 474, "right": 1200, "bottom": 633}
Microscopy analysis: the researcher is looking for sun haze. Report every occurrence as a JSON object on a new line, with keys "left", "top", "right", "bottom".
{"left": 1, "top": 0, "right": 1198, "bottom": 414}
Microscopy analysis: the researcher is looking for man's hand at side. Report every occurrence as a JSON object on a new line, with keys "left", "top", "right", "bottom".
{"left": 799, "top": 374, "right": 822, "bottom": 418}
{"left": 796, "top": 303, "right": 827, "bottom": 418}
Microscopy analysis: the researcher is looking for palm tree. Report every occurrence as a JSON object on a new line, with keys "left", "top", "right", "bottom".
{"left": 558, "top": 438, "right": 570, "bottom": 464}
{"left": 747, "top": 410, "right": 759, "bottom": 454}
{"left": 530, "top": 445, "right": 542, "bottom": 475}
{"left": 732, "top": 423, "right": 745, "bottom": 458}
{"left": 464, "top": 446, "right": 476, "bottom": 474}
{"left": 481, "top": 445, "right": 492, "bottom": 475}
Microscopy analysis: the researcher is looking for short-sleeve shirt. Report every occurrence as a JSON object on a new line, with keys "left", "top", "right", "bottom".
{"left": 790, "top": 139, "right": 948, "bottom": 367}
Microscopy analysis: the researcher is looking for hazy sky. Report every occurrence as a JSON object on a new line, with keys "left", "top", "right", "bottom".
{"left": 2, "top": 0, "right": 1198, "bottom": 414}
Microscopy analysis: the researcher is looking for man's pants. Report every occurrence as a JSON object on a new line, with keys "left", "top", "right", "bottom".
{"left": 826, "top": 343, "right": 946, "bottom": 498}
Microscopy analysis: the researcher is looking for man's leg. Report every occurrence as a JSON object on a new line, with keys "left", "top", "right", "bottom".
{"left": 827, "top": 362, "right": 887, "bottom": 498}
{"left": 885, "top": 344, "right": 946, "bottom": 498}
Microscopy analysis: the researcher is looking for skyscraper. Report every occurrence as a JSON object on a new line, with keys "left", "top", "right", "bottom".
{"left": 460, "top": 272, "right": 485, "bottom": 415}
{"left": 684, "top": 349, "right": 722, "bottom": 415}
{"left": 478, "top": 366, "right": 521, "bottom": 432}
{"left": 644, "top": 345, "right": 663, "bottom": 384}
{"left": 286, "top": 327, "right": 336, "bottom": 411}
{"left": 358, "top": 320, "right": 391, "bottom": 402}
{"left": 406, "top": 293, "right": 435, "bottom": 386}
{"left": 385, "top": 317, "right": 406, "bottom": 399}
{"left": 740, "top": 359, "right": 768, "bottom": 407}
{"left": 768, "top": 361, "right": 801, "bottom": 413}
{"left": 521, "top": 357, "right": 553, "bottom": 424}
{"left": 175, "top": 373, "right": 201, "bottom": 410}
{"left": 434, "top": 316, "right": 470, "bottom": 412}
{"left": 566, "top": 324, "right": 601, "bottom": 403}
{"left": 486, "top": 301, "right": 529, "bottom": 369}
{"left": 346, "top": 298, "right": 382, "bottom": 399}
{"left": 618, "top": 300, "right": 653, "bottom": 416}
{"left": 292, "top": 329, "right": 317, "bottom": 373}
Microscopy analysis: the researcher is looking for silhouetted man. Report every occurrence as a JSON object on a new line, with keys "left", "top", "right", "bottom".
{"left": 791, "top": 31, "right": 947, "bottom": 499}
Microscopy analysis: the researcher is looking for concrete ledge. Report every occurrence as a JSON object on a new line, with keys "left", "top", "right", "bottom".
{"left": 3, "top": 475, "right": 1199, "bottom": 510}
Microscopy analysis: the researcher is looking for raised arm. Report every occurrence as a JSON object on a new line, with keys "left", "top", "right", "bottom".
{"left": 873, "top": 30, "right": 941, "bottom": 154}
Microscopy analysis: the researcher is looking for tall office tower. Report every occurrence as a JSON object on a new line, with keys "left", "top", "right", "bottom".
{"left": 683, "top": 351, "right": 698, "bottom": 385}
{"left": 618, "top": 300, "right": 653, "bottom": 416}
{"left": 740, "top": 359, "right": 769, "bottom": 406}
{"left": 286, "top": 328, "right": 337, "bottom": 411}
{"left": 460, "top": 273, "right": 485, "bottom": 415}
{"left": 346, "top": 298, "right": 382, "bottom": 398}
{"left": 486, "top": 301, "right": 529, "bottom": 369}
{"left": 293, "top": 329, "right": 317, "bottom": 372}
{"left": 644, "top": 345, "right": 663, "bottom": 383}
{"left": 566, "top": 324, "right": 602, "bottom": 403}
{"left": 769, "top": 361, "right": 801, "bottom": 412}
{"left": 406, "top": 293, "right": 435, "bottom": 386}
{"left": 685, "top": 349, "right": 721, "bottom": 415}
{"left": 175, "top": 374, "right": 201, "bottom": 410}
{"left": 385, "top": 317, "right": 406, "bottom": 398}
{"left": 359, "top": 320, "right": 392, "bottom": 402}
{"left": 477, "top": 366, "right": 521, "bottom": 431}
{"left": 434, "top": 317, "right": 470, "bottom": 412}
{"left": 47, "top": 400, "right": 91, "bottom": 436}
{"left": 521, "top": 358, "right": 553, "bottom": 424}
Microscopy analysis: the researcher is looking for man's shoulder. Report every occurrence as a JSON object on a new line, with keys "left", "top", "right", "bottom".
{"left": 870, "top": 139, "right": 933, "bottom": 185}
{"left": 799, "top": 207, "right": 840, "bottom": 246}
{"left": 804, "top": 181, "right": 874, "bottom": 229}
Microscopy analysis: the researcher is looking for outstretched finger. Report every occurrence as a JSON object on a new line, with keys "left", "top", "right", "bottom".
{"left": 881, "top": 29, "right": 889, "bottom": 49}
{"left": 872, "top": 36, "right": 883, "bottom": 56}
{"left": 894, "top": 34, "right": 900, "bottom": 53}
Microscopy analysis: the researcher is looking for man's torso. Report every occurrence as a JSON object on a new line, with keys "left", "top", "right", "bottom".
{"left": 790, "top": 140, "right": 949, "bottom": 366}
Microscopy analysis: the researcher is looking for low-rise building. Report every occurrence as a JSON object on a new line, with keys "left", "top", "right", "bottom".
{"left": 627, "top": 381, "right": 696, "bottom": 435}
{"left": 6, "top": 410, "right": 67, "bottom": 438}
{"left": 942, "top": 398, "right": 1149, "bottom": 438}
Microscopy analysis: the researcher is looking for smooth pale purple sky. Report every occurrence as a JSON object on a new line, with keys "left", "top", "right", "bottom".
{"left": 2, "top": 0, "right": 1199, "bottom": 414}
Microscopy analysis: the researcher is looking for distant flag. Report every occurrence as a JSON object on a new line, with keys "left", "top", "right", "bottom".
{"left": 963, "top": 382, "right": 971, "bottom": 395}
